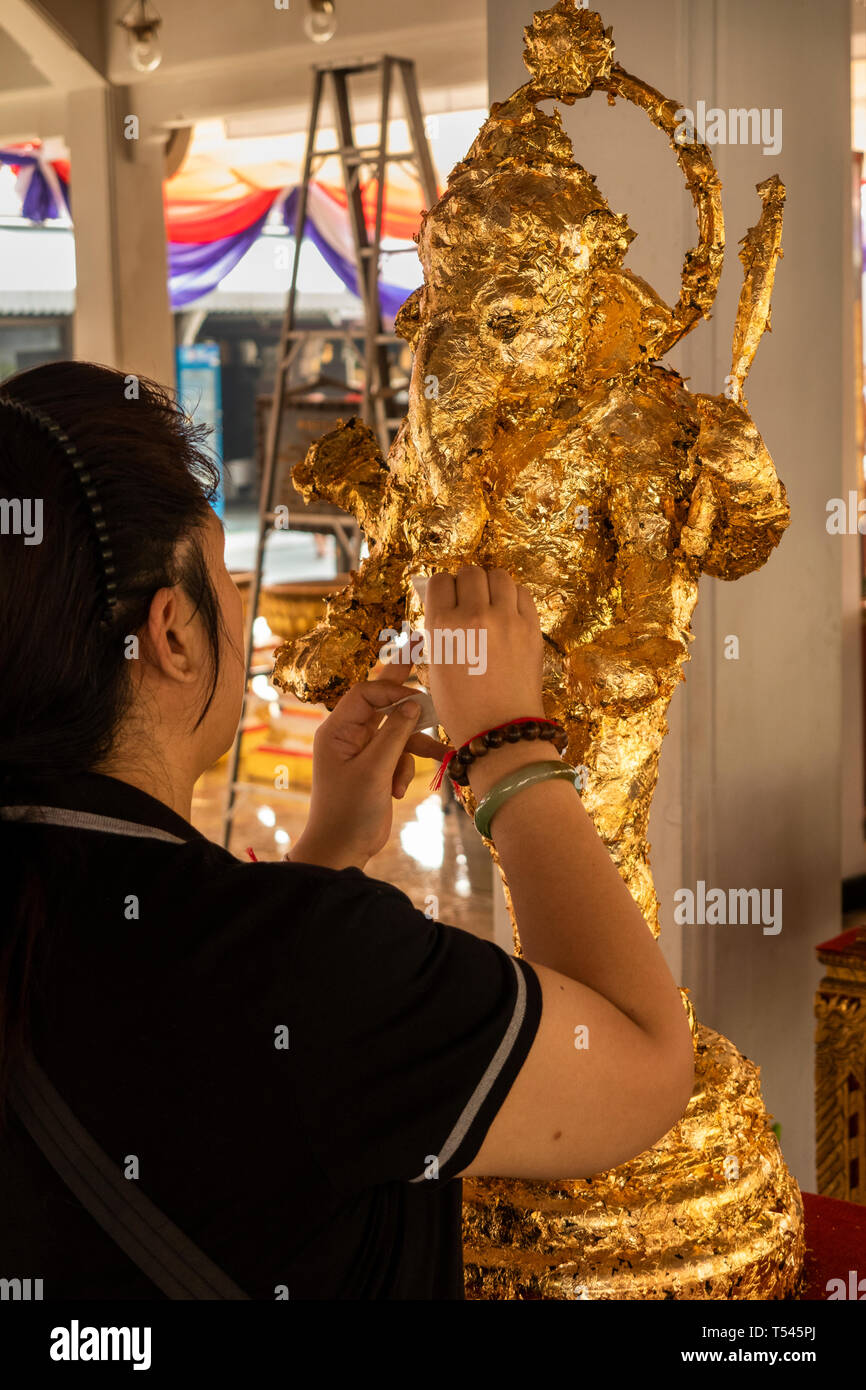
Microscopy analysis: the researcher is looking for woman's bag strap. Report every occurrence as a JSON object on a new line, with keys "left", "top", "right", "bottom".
{"left": 8, "top": 1050, "right": 251, "bottom": 1301}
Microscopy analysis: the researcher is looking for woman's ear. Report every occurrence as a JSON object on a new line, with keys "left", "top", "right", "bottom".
{"left": 143, "top": 585, "right": 202, "bottom": 683}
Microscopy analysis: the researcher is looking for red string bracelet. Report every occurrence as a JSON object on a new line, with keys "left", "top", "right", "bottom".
{"left": 428, "top": 717, "right": 566, "bottom": 791}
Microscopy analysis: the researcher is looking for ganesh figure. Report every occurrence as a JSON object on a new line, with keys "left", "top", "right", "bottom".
{"left": 273, "top": 1, "right": 804, "bottom": 1299}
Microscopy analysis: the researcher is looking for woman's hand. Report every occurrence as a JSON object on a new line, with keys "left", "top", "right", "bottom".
{"left": 425, "top": 566, "right": 547, "bottom": 749}
{"left": 288, "top": 668, "right": 449, "bottom": 871}
{"left": 287, "top": 565, "right": 546, "bottom": 870}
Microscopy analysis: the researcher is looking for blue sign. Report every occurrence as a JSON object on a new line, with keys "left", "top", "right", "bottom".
{"left": 176, "top": 341, "right": 224, "bottom": 518}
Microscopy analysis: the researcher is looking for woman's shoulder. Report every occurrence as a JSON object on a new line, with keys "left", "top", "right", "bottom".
{"left": 159, "top": 836, "right": 418, "bottom": 938}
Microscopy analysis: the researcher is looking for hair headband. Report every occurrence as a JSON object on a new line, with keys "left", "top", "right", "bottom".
{"left": 0, "top": 393, "right": 118, "bottom": 625}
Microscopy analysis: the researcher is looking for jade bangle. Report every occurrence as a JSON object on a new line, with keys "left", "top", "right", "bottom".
{"left": 473, "top": 761, "right": 581, "bottom": 841}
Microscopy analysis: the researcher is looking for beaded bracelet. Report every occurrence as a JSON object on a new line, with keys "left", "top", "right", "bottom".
{"left": 432, "top": 716, "right": 568, "bottom": 790}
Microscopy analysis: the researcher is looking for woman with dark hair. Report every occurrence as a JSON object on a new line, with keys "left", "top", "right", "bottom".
{"left": 0, "top": 360, "right": 693, "bottom": 1300}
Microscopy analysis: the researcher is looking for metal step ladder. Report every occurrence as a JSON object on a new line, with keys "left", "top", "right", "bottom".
{"left": 221, "top": 55, "right": 438, "bottom": 850}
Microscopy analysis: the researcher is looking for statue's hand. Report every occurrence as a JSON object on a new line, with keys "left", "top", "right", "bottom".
{"left": 680, "top": 471, "right": 718, "bottom": 563}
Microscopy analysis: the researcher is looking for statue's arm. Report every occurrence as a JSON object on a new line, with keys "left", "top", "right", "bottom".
{"left": 271, "top": 418, "right": 408, "bottom": 706}
{"left": 291, "top": 416, "right": 389, "bottom": 540}
{"left": 272, "top": 549, "right": 412, "bottom": 708}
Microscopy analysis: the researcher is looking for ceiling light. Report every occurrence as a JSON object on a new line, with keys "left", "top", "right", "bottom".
{"left": 118, "top": 0, "right": 163, "bottom": 74}
{"left": 304, "top": 0, "right": 338, "bottom": 45}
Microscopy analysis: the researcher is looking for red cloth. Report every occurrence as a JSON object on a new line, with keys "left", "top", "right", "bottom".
{"left": 164, "top": 188, "right": 279, "bottom": 243}
{"left": 798, "top": 1191, "right": 866, "bottom": 1299}
{"left": 162, "top": 179, "right": 428, "bottom": 245}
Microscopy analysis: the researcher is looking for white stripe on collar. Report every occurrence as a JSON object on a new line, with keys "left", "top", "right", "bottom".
{"left": 0, "top": 805, "right": 188, "bottom": 845}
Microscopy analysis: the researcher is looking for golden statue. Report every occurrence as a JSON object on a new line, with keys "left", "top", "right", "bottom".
{"left": 273, "top": 1, "right": 804, "bottom": 1298}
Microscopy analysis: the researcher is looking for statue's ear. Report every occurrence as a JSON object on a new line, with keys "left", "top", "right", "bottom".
{"left": 394, "top": 287, "right": 424, "bottom": 350}
{"left": 583, "top": 269, "right": 674, "bottom": 380}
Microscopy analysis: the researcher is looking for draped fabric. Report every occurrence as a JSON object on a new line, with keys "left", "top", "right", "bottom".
{"left": 2, "top": 140, "right": 431, "bottom": 315}
{"left": 165, "top": 182, "right": 420, "bottom": 311}
{"left": 166, "top": 187, "right": 278, "bottom": 243}
{"left": 163, "top": 164, "right": 427, "bottom": 311}
{"left": 167, "top": 202, "right": 277, "bottom": 308}
{"left": 0, "top": 144, "right": 71, "bottom": 222}
{"left": 281, "top": 184, "right": 414, "bottom": 321}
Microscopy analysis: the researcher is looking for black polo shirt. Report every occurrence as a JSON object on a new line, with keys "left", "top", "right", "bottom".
{"left": 0, "top": 772, "right": 542, "bottom": 1300}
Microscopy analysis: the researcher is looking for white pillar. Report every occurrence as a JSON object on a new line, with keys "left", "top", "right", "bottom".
{"left": 487, "top": 0, "right": 853, "bottom": 1190}
{"left": 67, "top": 85, "right": 175, "bottom": 389}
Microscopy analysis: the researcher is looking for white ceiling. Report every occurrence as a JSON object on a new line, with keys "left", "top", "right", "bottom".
{"left": 0, "top": 0, "right": 488, "bottom": 143}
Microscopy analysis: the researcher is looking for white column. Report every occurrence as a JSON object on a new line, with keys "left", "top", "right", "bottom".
{"left": 67, "top": 85, "right": 175, "bottom": 389}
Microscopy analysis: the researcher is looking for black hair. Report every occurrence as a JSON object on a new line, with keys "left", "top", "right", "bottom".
{"left": 0, "top": 359, "right": 227, "bottom": 1115}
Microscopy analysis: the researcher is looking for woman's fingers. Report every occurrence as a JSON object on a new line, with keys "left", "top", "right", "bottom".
{"left": 322, "top": 672, "right": 450, "bottom": 750}
{"left": 515, "top": 582, "right": 538, "bottom": 619}
{"left": 426, "top": 565, "right": 519, "bottom": 617}
{"left": 315, "top": 680, "right": 421, "bottom": 760}
{"left": 392, "top": 750, "right": 415, "bottom": 799}
{"left": 327, "top": 678, "right": 423, "bottom": 740}
{"left": 488, "top": 567, "right": 519, "bottom": 609}
{"left": 425, "top": 570, "right": 456, "bottom": 621}
{"left": 404, "top": 730, "right": 450, "bottom": 760}
{"left": 366, "top": 700, "right": 422, "bottom": 762}
{"left": 454, "top": 565, "right": 490, "bottom": 610}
